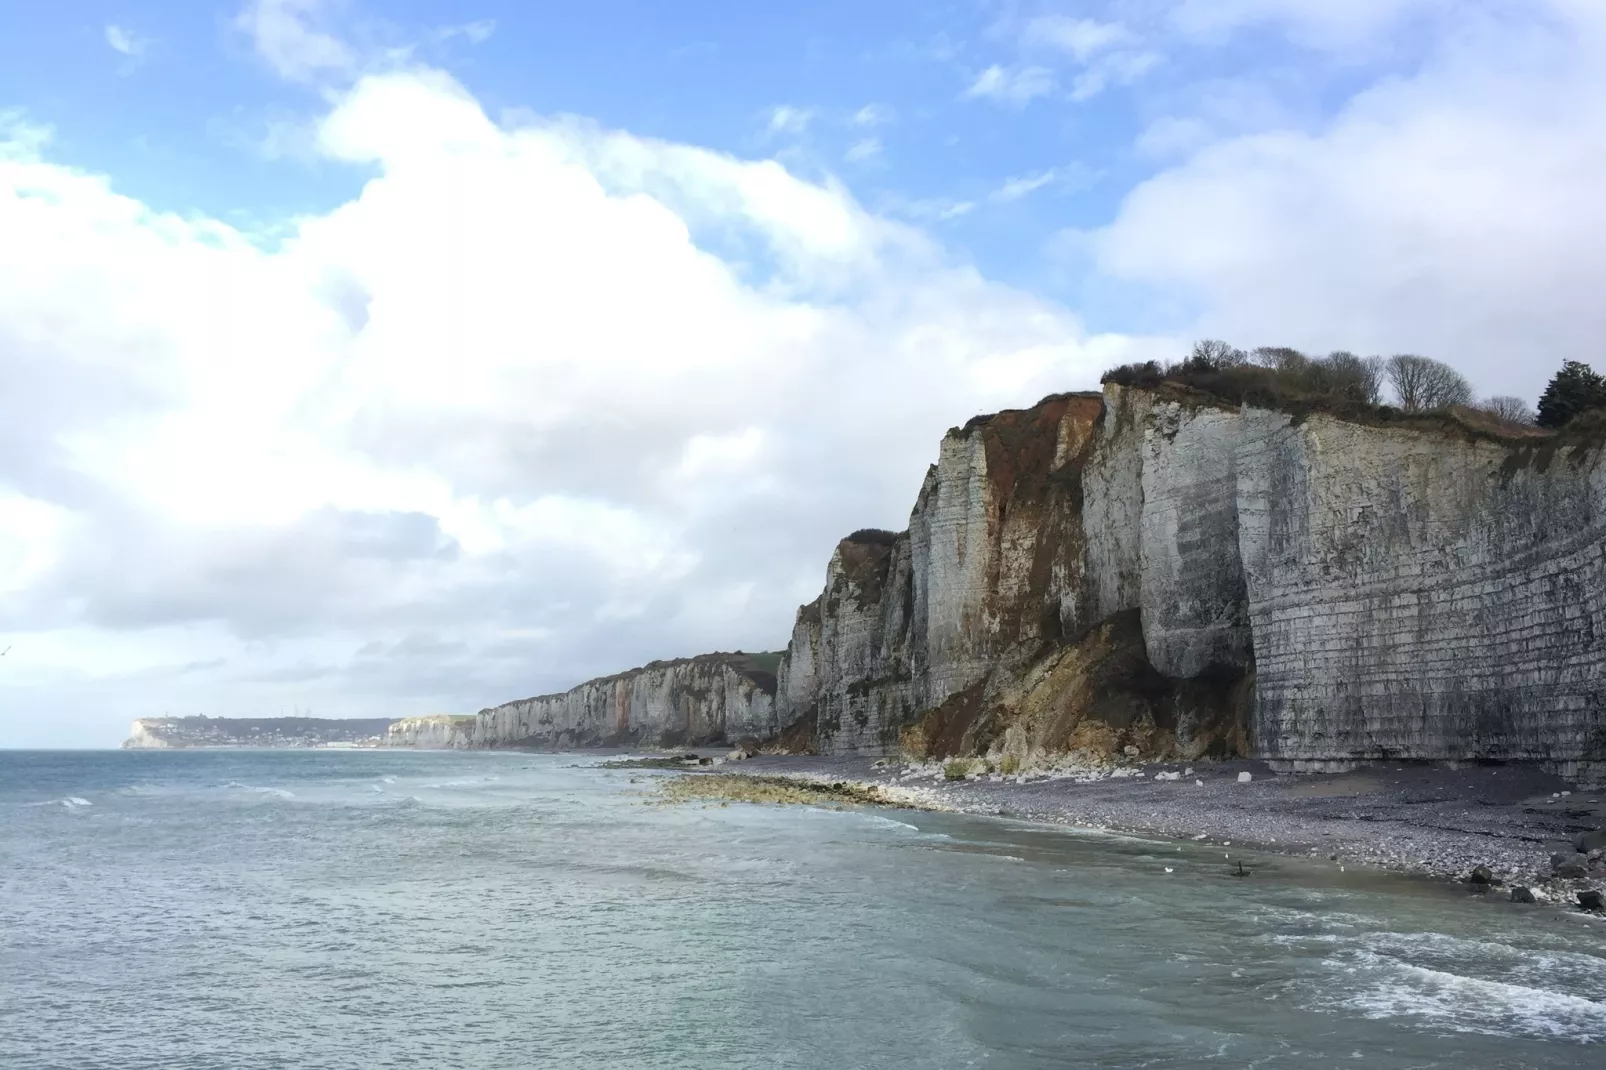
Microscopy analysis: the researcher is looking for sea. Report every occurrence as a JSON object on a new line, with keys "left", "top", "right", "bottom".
{"left": 3, "top": 750, "right": 1604, "bottom": 1070}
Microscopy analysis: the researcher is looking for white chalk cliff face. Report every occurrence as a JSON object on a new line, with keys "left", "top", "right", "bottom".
{"left": 472, "top": 653, "right": 780, "bottom": 749}
{"left": 464, "top": 382, "right": 1604, "bottom": 785}
{"left": 1237, "top": 410, "right": 1606, "bottom": 782}
{"left": 123, "top": 719, "right": 172, "bottom": 749}
{"left": 384, "top": 716, "right": 475, "bottom": 749}
{"left": 774, "top": 384, "right": 1606, "bottom": 784}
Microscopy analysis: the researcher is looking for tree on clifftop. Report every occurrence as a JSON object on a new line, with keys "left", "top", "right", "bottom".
{"left": 1386, "top": 354, "right": 1474, "bottom": 411}
{"left": 1478, "top": 396, "right": 1537, "bottom": 426}
{"left": 1536, "top": 360, "right": 1606, "bottom": 428}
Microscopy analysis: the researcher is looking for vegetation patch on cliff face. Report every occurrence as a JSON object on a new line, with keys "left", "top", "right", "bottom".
{"left": 832, "top": 533, "right": 903, "bottom": 611}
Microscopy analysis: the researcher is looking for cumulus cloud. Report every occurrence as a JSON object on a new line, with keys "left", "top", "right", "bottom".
{"left": 1082, "top": 0, "right": 1606, "bottom": 399}
{"left": 0, "top": 66, "right": 1127, "bottom": 743}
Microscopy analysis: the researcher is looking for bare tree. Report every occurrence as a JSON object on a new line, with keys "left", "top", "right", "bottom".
{"left": 1250, "top": 346, "right": 1309, "bottom": 374}
{"left": 1316, "top": 351, "right": 1385, "bottom": 404}
{"left": 1184, "top": 339, "right": 1248, "bottom": 371}
{"left": 1479, "top": 396, "right": 1537, "bottom": 425}
{"left": 1386, "top": 354, "right": 1474, "bottom": 411}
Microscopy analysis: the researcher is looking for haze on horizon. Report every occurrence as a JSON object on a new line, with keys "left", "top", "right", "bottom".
{"left": 3, "top": 0, "right": 1604, "bottom": 748}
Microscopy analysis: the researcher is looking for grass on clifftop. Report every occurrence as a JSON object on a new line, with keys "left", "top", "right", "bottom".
{"left": 655, "top": 773, "right": 891, "bottom": 807}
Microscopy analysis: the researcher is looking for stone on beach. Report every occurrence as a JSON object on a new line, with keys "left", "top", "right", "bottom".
{"left": 1574, "top": 829, "right": 1606, "bottom": 853}
{"left": 1237, "top": 772, "right": 1253, "bottom": 784}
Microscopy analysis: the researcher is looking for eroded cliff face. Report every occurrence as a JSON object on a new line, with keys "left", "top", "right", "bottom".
{"left": 780, "top": 387, "right": 1253, "bottom": 763}
{"left": 384, "top": 715, "right": 475, "bottom": 749}
{"left": 1238, "top": 412, "right": 1606, "bottom": 783}
{"left": 471, "top": 382, "right": 1603, "bottom": 782}
{"left": 777, "top": 384, "right": 1606, "bottom": 784}
{"left": 473, "top": 653, "right": 781, "bottom": 749}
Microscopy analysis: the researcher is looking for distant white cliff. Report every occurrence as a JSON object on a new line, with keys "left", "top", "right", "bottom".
{"left": 383, "top": 715, "right": 476, "bottom": 749}
{"left": 122, "top": 716, "right": 396, "bottom": 749}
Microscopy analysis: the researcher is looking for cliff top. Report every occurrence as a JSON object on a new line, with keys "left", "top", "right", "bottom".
{"left": 132, "top": 715, "right": 396, "bottom": 729}
{"left": 497, "top": 650, "right": 785, "bottom": 708}
{"left": 954, "top": 391, "right": 1103, "bottom": 439}
{"left": 1101, "top": 364, "right": 1570, "bottom": 448}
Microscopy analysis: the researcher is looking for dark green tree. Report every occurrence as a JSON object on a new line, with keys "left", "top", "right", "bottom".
{"left": 1536, "top": 360, "right": 1606, "bottom": 428}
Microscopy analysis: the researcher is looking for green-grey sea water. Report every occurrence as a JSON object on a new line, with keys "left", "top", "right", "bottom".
{"left": 3, "top": 750, "right": 1604, "bottom": 1069}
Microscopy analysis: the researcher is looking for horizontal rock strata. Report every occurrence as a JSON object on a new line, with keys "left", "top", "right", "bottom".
{"left": 472, "top": 652, "right": 783, "bottom": 749}
{"left": 468, "top": 383, "right": 1604, "bottom": 786}
{"left": 776, "top": 385, "right": 1606, "bottom": 785}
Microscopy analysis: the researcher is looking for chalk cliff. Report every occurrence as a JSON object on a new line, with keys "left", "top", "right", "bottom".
{"left": 384, "top": 715, "right": 475, "bottom": 749}
{"left": 122, "top": 716, "right": 395, "bottom": 748}
{"left": 472, "top": 652, "right": 782, "bottom": 749}
{"left": 464, "top": 380, "right": 1604, "bottom": 784}
{"left": 775, "top": 384, "right": 1606, "bottom": 785}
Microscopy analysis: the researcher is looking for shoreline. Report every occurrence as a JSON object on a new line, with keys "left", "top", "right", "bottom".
{"left": 690, "top": 753, "right": 1606, "bottom": 910}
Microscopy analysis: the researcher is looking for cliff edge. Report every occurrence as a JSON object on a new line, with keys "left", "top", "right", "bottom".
{"left": 775, "top": 383, "right": 1606, "bottom": 785}
{"left": 473, "top": 651, "right": 786, "bottom": 750}
{"left": 467, "top": 381, "right": 1604, "bottom": 786}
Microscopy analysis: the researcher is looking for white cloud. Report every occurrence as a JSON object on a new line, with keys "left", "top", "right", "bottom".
{"left": 233, "top": 0, "right": 356, "bottom": 83}
{"left": 990, "top": 165, "right": 1093, "bottom": 203}
{"left": 0, "top": 67, "right": 1129, "bottom": 744}
{"left": 882, "top": 195, "right": 977, "bottom": 223}
{"left": 1070, "top": 50, "right": 1161, "bottom": 102}
{"left": 844, "top": 137, "right": 882, "bottom": 163}
{"left": 1169, "top": 0, "right": 1450, "bottom": 48}
{"left": 104, "top": 25, "right": 151, "bottom": 59}
{"left": 764, "top": 105, "right": 816, "bottom": 136}
{"left": 1136, "top": 76, "right": 1306, "bottom": 157}
{"left": 1085, "top": 0, "right": 1606, "bottom": 400}
{"left": 1021, "top": 16, "right": 1133, "bottom": 61}
{"left": 852, "top": 104, "right": 893, "bottom": 128}
{"left": 963, "top": 64, "right": 1055, "bottom": 106}
{"left": 436, "top": 19, "right": 495, "bottom": 44}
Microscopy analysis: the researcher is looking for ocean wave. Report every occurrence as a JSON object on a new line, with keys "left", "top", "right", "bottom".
{"left": 1320, "top": 948, "right": 1606, "bottom": 1042}
{"left": 22, "top": 796, "right": 93, "bottom": 809}
{"left": 420, "top": 777, "right": 499, "bottom": 789}
{"left": 226, "top": 783, "right": 296, "bottom": 799}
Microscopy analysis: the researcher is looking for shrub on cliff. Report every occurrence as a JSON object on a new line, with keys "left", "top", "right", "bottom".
{"left": 844, "top": 528, "right": 900, "bottom": 546}
{"left": 1101, "top": 343, "right": 1382, "bottom": 407}
{"left": 1477, "top": 395, "right": 1537, "bottom": 426}
{"left": 1536, "top": 360, "right": 1606, "bottom": 429}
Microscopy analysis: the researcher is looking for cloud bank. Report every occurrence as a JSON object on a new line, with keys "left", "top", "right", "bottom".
{"left": 0, "top": 63, "right": 1131, "bottom": 744}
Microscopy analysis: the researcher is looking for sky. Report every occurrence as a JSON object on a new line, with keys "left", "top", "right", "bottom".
{"left": 3, "top": 0, "right": 1605, "bottom": 746}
